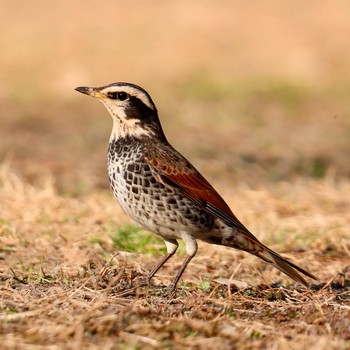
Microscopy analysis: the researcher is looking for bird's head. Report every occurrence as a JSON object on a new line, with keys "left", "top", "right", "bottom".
{"left": 75, "top": 82, "right": 166, "bottom": 140}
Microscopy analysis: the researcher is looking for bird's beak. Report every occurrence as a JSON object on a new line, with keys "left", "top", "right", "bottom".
{"left": 75, "top": 86, "right": 105, "bottom": 99}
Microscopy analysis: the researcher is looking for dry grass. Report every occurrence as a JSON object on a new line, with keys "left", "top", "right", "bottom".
{"left": 1, "top": 1, "right": 350, "bottom": 349}
{"left": 1, "top": 167, "right": 349, "bottom": 350}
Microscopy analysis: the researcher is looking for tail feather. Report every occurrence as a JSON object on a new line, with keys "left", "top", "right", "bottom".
{"left": 257, "top": 247, "right": 317, "bottom": 288}
{"left": 209, "top": 229, "right": 317, "bottom": 287}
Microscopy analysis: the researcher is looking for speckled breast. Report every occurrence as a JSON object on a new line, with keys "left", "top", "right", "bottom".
{"left": 107, "top": 136, "right": 215, "bottom": 238}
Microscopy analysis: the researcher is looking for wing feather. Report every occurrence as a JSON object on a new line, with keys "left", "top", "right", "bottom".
{"left": 144, "top": 144, "right": 257, "bottom": 240}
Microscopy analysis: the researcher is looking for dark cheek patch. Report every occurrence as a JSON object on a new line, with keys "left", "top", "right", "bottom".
{"left": 125, "top": 97, "right": 155, "bottom": 120}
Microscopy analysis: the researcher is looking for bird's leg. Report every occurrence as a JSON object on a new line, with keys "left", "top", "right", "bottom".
{"left": 168, "top": 254, "right": 195, "bottom": 292}
{"left": 168, "top": 233, "right": 198, "bottom": 291}
{"left": 146, "top": 238, "right": 178, "bottom": 284}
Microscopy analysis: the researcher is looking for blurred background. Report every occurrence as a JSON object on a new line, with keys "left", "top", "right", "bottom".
{"left": 1, "top": 0, "right": 350, "bottom": 194}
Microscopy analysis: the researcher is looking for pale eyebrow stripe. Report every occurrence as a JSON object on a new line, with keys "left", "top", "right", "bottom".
{"left": 101, "top": 85, "right": 155, "bottom": 110}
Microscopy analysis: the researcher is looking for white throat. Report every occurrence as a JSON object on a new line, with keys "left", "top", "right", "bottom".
{"left": 100, "top": 101, "right": 152, "bottom": 140}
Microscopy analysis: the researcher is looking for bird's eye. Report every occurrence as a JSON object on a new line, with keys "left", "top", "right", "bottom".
{"left": 107, "top": 91, "right": 129, "bottom": 100}
{"left": 117, "top": 92, "right": 128, "bottom": 100}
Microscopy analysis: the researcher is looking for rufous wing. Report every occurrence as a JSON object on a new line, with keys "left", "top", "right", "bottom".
{"left": 144, "top": 143, "right": 258, "bottom": 240}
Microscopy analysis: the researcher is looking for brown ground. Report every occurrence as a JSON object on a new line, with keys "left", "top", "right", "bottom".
{"left": 1, "top": 1, "right": 350, "bottom": 349}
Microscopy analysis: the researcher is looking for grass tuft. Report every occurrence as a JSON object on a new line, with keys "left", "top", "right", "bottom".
{"left": 110, "top": 223, "right": 166, "bottom": 255}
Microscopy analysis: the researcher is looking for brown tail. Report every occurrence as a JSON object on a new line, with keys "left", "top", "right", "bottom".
{"left": 206, "top": 221, "right": 317, "bottom": 287}
{"left": 256, "top": 246, "right": 317, "bottom": 288}
{"left": 212, "top": 231, "right": 317, "bottom": 287}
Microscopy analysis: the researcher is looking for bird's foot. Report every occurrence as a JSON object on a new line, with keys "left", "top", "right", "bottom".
{"left": 162, "top": 283, "right": 176, "bottom": 297}
{"left": 137, "top": 275, "right": 153, "bottom": 288}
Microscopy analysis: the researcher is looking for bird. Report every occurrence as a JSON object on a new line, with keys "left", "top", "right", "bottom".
{"left": 75, "top": 82, "right": 317, "bottom": 290}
